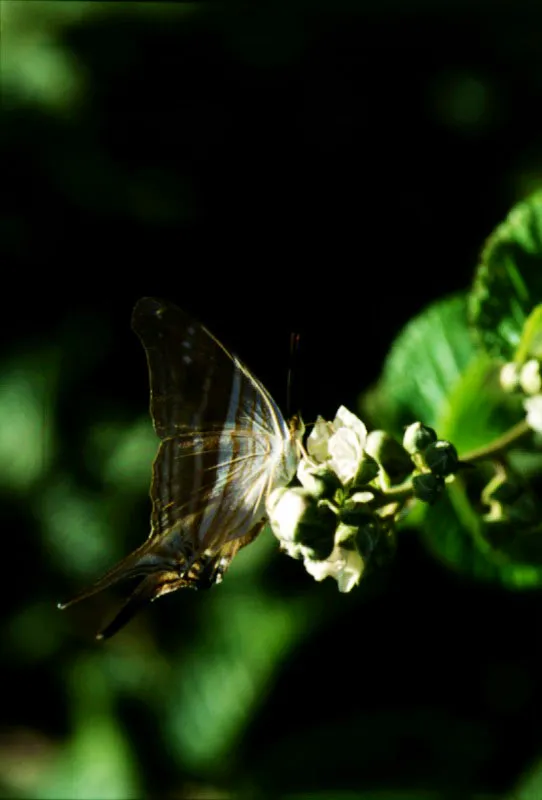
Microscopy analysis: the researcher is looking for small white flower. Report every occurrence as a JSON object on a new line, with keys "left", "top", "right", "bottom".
{"left": 303, "top": 542, "right": 364, "bottom": 592}
{"left": 306, "top": 405, "right": 368, "bottom": 484}
{"left": 306, "top": 416, "right": 334, "bottom": 463}
{"left": 524, "top": 394, "right": 542, "bottom": 433}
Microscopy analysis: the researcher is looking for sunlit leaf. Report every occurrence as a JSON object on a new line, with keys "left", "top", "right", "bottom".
{"left": 468, "top": 191, "right": 542, "bottom": 360}
{"left": 361, "top": 294, "right": 475, "bottom": 435}
{"left": 515, "top": 304, "right": 542, "bottom": 362}
{"left": 438, "top": 351, "right": 521, "bottom": 456}
{"left": 361, "top": 293, "right": 540, "bottom": 587}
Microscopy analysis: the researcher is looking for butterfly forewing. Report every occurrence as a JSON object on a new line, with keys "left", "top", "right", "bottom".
{"left": 132, "top": 298, "right": 294, "bottom": 551}
{"left": 131, "top": 297, "right": 285, "bottom": 439}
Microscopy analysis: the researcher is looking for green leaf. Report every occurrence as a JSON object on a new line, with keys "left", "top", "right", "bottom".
{"left": 468, "top": 191, "right": 542, "bottom": 361}
{"left": 421, "top": 485, "right": 542, "bottom": 590}
{"left": 361, "top": 292, "right": 540, "bottom": 588}
{"left": 509, "top": 759, "right": 542, "bottom": 800}
{"left": 438, "top": 350, "right": 521, "bottom": 455}
{"left": 420, "top": 348, "right": 541, "bottom": 587}
{"left": 515, "top": 303, "right": 542, "bottom": 362}
{"left": 361, "top": 294, "right": 475, "bottom": 435}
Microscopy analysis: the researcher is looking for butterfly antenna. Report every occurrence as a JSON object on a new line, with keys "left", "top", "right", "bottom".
{"left": 287, "top": 331, "right": 301, "bottom": 419}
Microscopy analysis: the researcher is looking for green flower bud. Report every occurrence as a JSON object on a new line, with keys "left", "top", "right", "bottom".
{"left": 355, "top": 519, "right": 381, "bottom": 559}
{"left": 334, "top": 523, "right": 359, "bottom": 548}
{"left": 339, "top": 491, "right": 375, "bottom": 527}
{"left": 352, "top": 451, "right": 380, "bottom": 486}
{"left": 364, "top": 430, "right": 413, "bottom": 483}
{"left": 499, "top": 362, "right": 521, "bottom": 393}
{"left": 422, "top": 440, "right": 459, "bottom": 477}
{"left": 297, "top": 458, "right": 342, "bottom": 499}
{"left": 519, "top": 359, "right": 542, "bottom": 396}
{"left": 412, "top": 472, "right": 445, "bottom": 504}
{"left": 402, "top": 422, "right": 437, "bottom": 455}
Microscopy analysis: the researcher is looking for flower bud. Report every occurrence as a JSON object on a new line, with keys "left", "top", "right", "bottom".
{"left": 499, "top": 362, "right": 521, "bottom": 393}
{"left": 520, "top": 359, "right": 542, "bottom": 395}
{"left": 364, "top": 430, "right": 413, "bottom": 483}
{"left": 352, "top": 451, "right": 380, "bottom": 486}
{"left": 339, "top": 491, "right": 375, "bottom": 527}
{"left": 297, "top": 458, "right": 342, "bottom": 498}
{"left": 422, "top": 440, "right": 459, "bottom": 477}
{"left": 267, "top": 487, "right": 337, "bottom": 561}
{"left": 402, "top": 422, "right": 437, "bottom": 455}
{"left": 412, "top": 472, "right": 445, "bottom": 504}
{"left": 354, "top": 519, "right": 381, "bottom": 560}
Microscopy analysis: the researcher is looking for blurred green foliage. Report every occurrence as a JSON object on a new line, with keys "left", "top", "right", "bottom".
{"left": 2, "top": 2, "right": 542, "bottom": 799}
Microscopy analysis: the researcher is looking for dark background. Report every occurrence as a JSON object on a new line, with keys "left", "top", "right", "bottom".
{"left": 2, "top": 2, "right": 541, "bottom": 798}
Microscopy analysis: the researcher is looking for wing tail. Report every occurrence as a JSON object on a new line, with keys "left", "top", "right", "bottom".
{"left": 95, "top": 572, "right": 183, "bottom": 640}
{"left": 57, "top": 536, "right": 179, "bottom": 613}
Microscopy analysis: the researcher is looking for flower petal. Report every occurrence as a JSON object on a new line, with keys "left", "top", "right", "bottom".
{"left": 303, "top": 543, "right": 364, "bottom": 591}
{"left": 332, "top": 406, "right": 367, "bottom": 444}
{"left": 328, "top": 427, "right": 361, "bottom": 483}
{"left": 307, "top": 416, "right": 334, "bottom": 463}
{"left": 524, "top": 394, "right": 542, "bottom": 433}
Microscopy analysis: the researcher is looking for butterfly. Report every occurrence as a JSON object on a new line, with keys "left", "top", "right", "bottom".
{"left": 59, "top": 297, "right": 304, "bottom": 639}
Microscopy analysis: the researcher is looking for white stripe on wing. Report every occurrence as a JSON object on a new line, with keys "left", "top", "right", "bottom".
{"left": 195, "top": 363, "right": 241, "bottom": 544}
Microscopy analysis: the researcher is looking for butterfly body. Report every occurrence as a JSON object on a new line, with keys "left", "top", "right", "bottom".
{"left": 59, "top": 297, "right": 303, "bottom": 639}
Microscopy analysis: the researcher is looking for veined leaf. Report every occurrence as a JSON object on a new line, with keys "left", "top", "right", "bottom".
{"left": 361, "top": 294, "right": 474, "bottom": 435}
{"left": 468, "top": 191, "right": 542, "bottom": 360}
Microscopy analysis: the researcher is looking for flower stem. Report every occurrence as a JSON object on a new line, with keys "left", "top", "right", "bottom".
{"left": 460, "top": 419, "right": 532, "bottom": 464}
{"left": 374, "top": 420, "right": 533, "bottom": 505}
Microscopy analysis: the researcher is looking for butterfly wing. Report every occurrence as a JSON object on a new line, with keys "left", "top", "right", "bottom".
{"left": 59, "top": 297, "right": 298, "bottom": 638}
{"left": 132, "top": 297, "right": 295, "bottom": 551}
{"left": 131, "top": 296, "right": 287, "bottom": 440}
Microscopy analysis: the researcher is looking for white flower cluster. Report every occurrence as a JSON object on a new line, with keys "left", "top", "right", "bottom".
{"left": 268, "top": 406, "right": 376, "bottom": 593}
{"left": 500, "top": 357, "right": 542, "bottom": 434}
